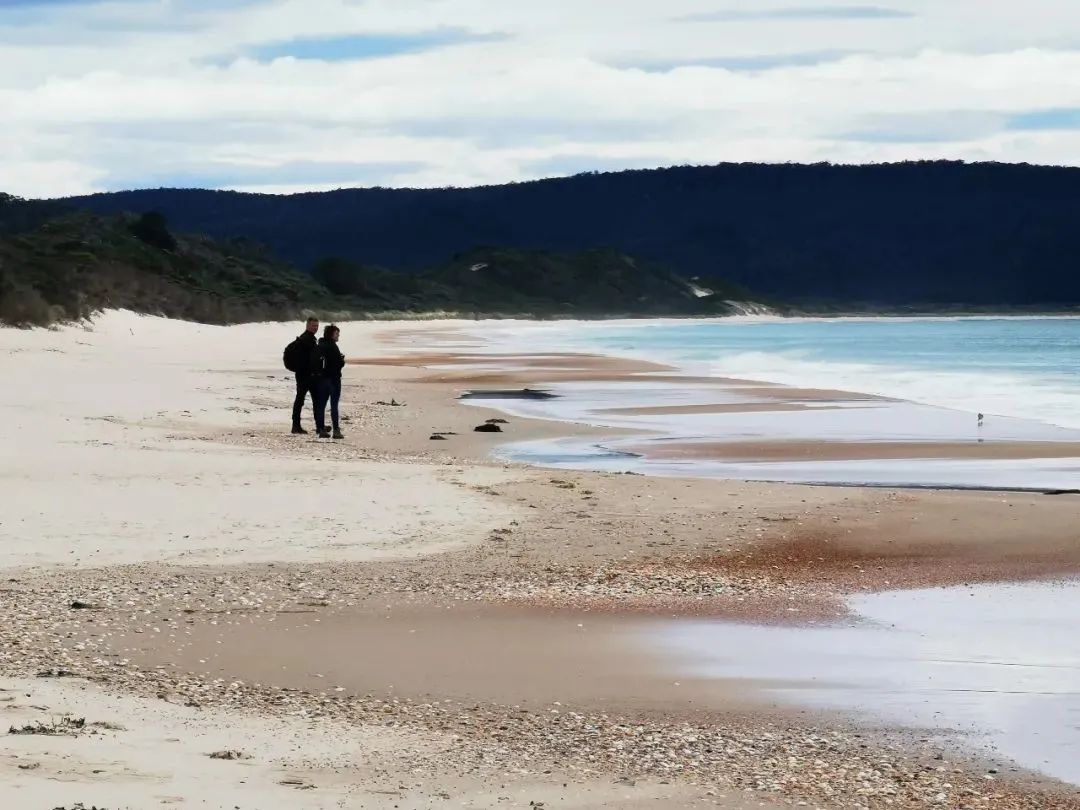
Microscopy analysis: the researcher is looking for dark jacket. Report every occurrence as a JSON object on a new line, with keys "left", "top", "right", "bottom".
{"left": 319, "top": 337, "right": 345, "bottom": 379}
{"left": 294, "top": 331, "right": 323, "bottom": 377}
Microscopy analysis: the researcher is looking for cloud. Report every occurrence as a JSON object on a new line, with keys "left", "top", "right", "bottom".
{"left": 622, "top": 50, "right": 855, "bottom": 73}
{"left": 524, "top": 154, "right": 674, "bottom": 177}
{"left": 100, "top": 159, "right": 428, "bottom": 191}
{"left": 4, "top": 0, "right": 1080, "bottom": 198}
{"left": 675, "top": 6, "right": 915, "bottom": 22}
{"left": 833, "top": 111, "right": 1008, "bottom": 143}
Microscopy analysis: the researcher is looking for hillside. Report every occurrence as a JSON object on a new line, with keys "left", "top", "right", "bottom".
{"left": 311, "top": 249, "right": 760, "bottom": 316}
{"left": 0, "top": 206, "right": 335, "bottom": 326}
{"left": 68, "top": 161, "right": 1080, "bottom": 307}
{"left": 0, "top": 199, "right": 762, "bottom": 326}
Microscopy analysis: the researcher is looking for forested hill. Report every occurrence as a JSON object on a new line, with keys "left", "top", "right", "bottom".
{"left": 69, "top": 161, "right": 1080, "bottom": 307}
{"left": 0, "top": 194, "right": 763, "bottom": 326}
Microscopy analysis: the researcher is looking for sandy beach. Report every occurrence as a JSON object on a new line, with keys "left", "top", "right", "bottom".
{"left": 2, "top": 312, "right": 1080, "bottom": 809}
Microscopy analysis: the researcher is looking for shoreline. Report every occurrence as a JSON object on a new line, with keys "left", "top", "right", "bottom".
{"left": 373, "top": 330, "right": 1080, "bottom": 491}
{"left": 2, "top": 312, "right": 1079, "bottom": 809}
{"left": 447, "top": 316, "right": 1080, "bottom": 439}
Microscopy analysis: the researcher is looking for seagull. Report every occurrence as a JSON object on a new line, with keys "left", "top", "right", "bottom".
{"left": 977, "top": 413, "right": 985, "bottom": 426}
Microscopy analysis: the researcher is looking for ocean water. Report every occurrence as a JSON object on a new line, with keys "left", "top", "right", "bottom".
{"left": 467, "top": 318, "right": 1080, "bottom": 489}
{"left": 489, "top": 317, "right": 1080, "bottom": 430}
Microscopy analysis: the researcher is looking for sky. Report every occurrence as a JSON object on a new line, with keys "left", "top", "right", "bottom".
{"left": 2, "top": 0, "right": 1080, "bottom": 198}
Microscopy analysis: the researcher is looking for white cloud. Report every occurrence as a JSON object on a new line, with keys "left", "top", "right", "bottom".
{"left": 2, "top": 0, "right": 1080, "bottom": 197}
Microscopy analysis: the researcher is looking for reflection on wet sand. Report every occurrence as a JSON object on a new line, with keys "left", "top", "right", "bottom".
{"left": 661, "top": 581, "right": 1080, "bottom": 786}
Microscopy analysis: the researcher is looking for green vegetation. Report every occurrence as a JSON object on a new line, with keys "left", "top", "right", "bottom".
{"left": 424, "top": 248, "right": 760, "bottom": 315}
{"left": 310, "top": 249, "right": 765, "bottom": 318}
{"left": 0, "top": 208, "right": 333, "bottom": 326}
{"left": 0, "top": 199, "right": 769, "bottom": 327}
{"left": 0, "top": 192, "right": 69, "bottom": 236}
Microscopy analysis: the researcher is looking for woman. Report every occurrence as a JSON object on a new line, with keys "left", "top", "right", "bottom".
{"left": 316, "top": 324, "right": 346, "bottom": 439}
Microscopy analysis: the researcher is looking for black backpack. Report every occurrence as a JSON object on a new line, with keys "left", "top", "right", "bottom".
{"left": 282, "top": 338, "right": 304, "bottom": 372}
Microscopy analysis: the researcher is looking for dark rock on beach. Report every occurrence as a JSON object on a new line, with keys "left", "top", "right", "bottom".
{"left": 460, "top": 389, "right": 557, "bottom": 401}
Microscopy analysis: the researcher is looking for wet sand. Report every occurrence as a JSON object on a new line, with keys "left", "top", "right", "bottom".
{"left": 602, "top": 402, "right": 846, "bottom": 415}
{"left": 110, "top": 601, "right": 777, "bottom": 718}
{"left": 353, "top": 351, "right": 672, "bottom": 374}
{"left": 624, "top": 438, "right": 1080, "bottom": 462}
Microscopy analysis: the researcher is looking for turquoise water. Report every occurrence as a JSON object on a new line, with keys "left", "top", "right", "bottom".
{"left": 499, "top": 317, "right": 1080, "bottom": 430}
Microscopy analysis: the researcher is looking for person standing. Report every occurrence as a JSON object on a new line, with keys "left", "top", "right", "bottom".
{"left": 287, "top": 317, "right": 322, "bottom": 435}
{"left": 317, "top": 324, "right": 346, "bottom": 439}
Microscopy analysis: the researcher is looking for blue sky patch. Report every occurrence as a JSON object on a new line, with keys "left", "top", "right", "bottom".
{"left": 0, "top": 0, "right": 93, "bottom": 26}
{"left": 0, "top": 0, "right": 104, "bottom": 6}
{"left": 1007, "top": 109, "right": 1080, "bottom": 131}
{"left": 247, "top": 28, "right": 504, "bottom": 63}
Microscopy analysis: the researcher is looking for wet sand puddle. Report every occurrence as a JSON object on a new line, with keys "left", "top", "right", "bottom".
{"left": 463, "top": 379, "right": 1080, "bottom": 489}
{"left": 658, "top": 580, "right": 1080, "bottom": 786}
{"left": 111, "top": 605, "right": 764, "bottom": 715}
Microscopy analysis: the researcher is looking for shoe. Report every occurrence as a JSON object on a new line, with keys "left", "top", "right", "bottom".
{"left": 316, "top": 428, "right": 332, "bottom": 439}
{"left": 291, "top": 425, "right": 308, "bottom": 435}
{"left": 332, "top": 429, "right": 344, "bottom": 440}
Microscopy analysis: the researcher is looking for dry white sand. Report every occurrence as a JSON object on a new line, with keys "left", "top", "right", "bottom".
{"left": 0, "top": 312, "right": 513, "bottom": 571}
{"left": 3, "top": 677, "right": 742, "bottom": 809}
{"left": 1, "top": 675, "right": 434, "bottom": 809}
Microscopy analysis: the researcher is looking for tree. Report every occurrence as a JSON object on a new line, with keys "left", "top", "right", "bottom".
{"left": 311, "top": 257, "right": 359, "bottom": 295}
{"left": 129, "top": 211, "right": 177, "bottom": 251}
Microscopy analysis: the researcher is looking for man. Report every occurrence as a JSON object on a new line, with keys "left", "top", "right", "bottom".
{"left": 317, "top": 324, "right": 346, "bottom": 439}
{"left": 290, "top": 317, "right": 322, "bottom": 435}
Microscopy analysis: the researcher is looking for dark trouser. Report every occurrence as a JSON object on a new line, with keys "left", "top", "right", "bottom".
{"left": 327, "top": 377, "right": 342, "bottom": 431}
{"left": 292, "top": 374, "right": 315, "bottom": 428}
{"left": 314, "top": 377, "right": 341, "bottom": 433}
